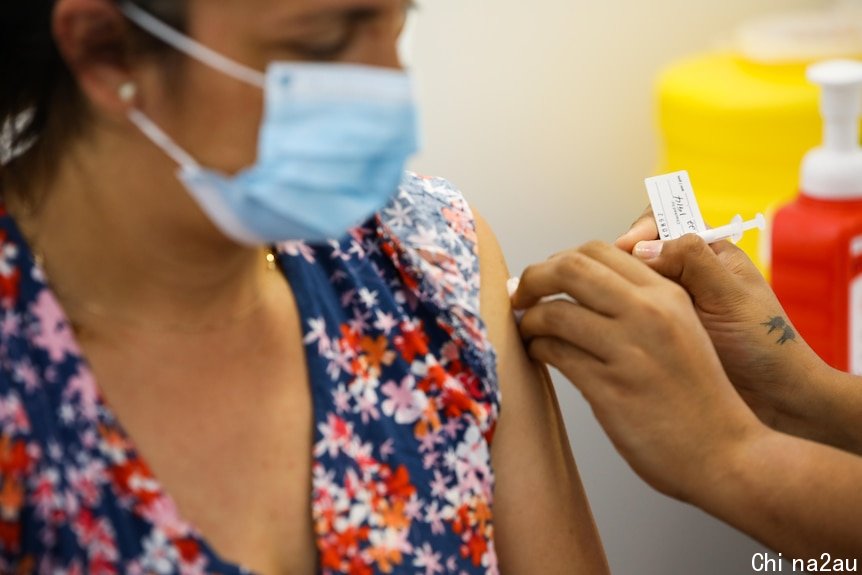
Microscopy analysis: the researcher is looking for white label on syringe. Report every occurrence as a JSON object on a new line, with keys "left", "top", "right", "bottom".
{"left": 645, "top": 171, "right": 707, "bottom": 240}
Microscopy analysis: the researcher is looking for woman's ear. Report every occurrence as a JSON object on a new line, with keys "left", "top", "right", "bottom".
{"left": 52, "top": 0, "right": 138, "bottom": 115}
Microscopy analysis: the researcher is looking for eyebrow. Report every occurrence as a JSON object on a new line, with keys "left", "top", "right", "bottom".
{"left": 289, "top": 0, "right": 415, "bottom": 20}
{"left": 261, "top": 0, "right": 416, "bottom": 40}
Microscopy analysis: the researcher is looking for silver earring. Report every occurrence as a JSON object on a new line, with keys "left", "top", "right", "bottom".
{"left": 118, "top": 82, "right": 138, "bottom": 103}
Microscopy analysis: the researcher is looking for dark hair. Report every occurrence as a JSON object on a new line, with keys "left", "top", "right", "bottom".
{"left": 0, "top": 1, "right": 185, "bottom": 195}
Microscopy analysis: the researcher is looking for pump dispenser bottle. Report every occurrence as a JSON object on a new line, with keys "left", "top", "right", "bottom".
{"left": 772, "top": 60, "right": 862, "bottom": 373}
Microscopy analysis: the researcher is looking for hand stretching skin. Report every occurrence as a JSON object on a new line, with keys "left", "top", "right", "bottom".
{"left": 617, "top": 209, "right": 862, "bottom": 456}
{"left": 512, "top": 241, "right": 862, "bottom": 558}
{"left": 512, "top": 241, "right": 763, "bottom": 502}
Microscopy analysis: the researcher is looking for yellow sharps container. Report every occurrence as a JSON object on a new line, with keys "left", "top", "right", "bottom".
{"left": 656, "top": 6, "right": 862, "bottom": 273}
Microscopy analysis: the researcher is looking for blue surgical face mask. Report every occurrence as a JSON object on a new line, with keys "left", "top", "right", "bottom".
{"left": 119, "top": 2, "right": 421, "bottom": 246}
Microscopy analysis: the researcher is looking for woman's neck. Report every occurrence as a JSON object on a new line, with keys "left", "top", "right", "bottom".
{"left": 7, "top": 130, "right": 281, "bottom": 334}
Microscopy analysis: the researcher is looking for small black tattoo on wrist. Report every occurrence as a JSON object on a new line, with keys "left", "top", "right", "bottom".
{"left": 762, "top": 316, "right": 797, "bottom": 345}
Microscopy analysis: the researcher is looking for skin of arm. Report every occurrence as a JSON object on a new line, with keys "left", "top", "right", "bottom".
{"left": 514, "top": 239, "right": 862, "bottom": 558}
{"left": 473, "top": 211, "right": 610, "bottom": 574}
{"left": 706, "top": 427, "right": 862, "bottom": 558}
{"left": 618, "top": 210, "right": 862, "bottom": 456}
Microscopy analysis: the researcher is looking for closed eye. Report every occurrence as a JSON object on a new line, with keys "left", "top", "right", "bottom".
{"left": 279, "top": 1, "right": 420, "bottom": 62}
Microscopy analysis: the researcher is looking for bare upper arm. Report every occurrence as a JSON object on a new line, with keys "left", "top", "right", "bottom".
{"left": 473, "top": 209, "right": 609, "bottom": 574}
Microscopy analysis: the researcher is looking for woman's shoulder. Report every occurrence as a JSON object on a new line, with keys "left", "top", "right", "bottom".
{"left": 394, "top": 172, "right": 475, "bottom": 215}
{"left": 381, "top": 172, "right": 479, "bottom": 253}
{"left": 376, "top": 172, "right": 497, "bottom": 385}
{"left": 397, "top": 171, "right": 469, "bottom": 202}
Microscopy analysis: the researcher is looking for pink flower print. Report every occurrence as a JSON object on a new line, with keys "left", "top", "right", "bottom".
{"left": 418, "top": 429, "right": 446, "bottom": 454}
{"left": 279, "top": 240, "right": 315, "bottom": 263}
{"left": 356, "top": 392, "right": 380, "bottom": 425}
{"left": 72, "top": 509, "right": 118, "bottom": 561}
{"left": 379, "top": 439, "right": 395, "bottom": 460}
{"left": 483, "top": 539, "right": 500, "bottom": 574}
{"left": 67, "top": 462, "right": 105, "bottom": 508}
{"left": 382, "top": 201, "right": 414, "bottom": 229}
{"left": 315, "top": 414, "right": 354, "bottom": 459}
{"left": 178, "top": 555, "right": 209, "bottom": 575}
{"left": 456, "top": 426, "right": 490, "bottom": 471}
{"left": 348, "top": 307, "right": 371, "bottom": 334}
{"left": 64, "top": 367, "right": 100, "bottom": 421}
{"left": 372, "top": 310, "right": 399, "bottom": 336}
{"left": 13, "top": 359, "right": 39, "bottom": 393}
{"left": 350, "top": 440, "right": 378, "bottom": 471}
{"left": 429, "top": 470, "right": 449, "bottom": 499}
{"left": 0, "top": 311, "right": 20, "bottom": 339}
{"left": 442, "top": 206, "right": 478, "bottom": 245}
{"left": 328, "top": 240, "right": 352, "bottom": 262}
{"left": 31, "top": 291, "right": 77, "bottom": 363}
{"left": 440, "top": 341, "right": 460, "bottom": 363}
{"left": 31, "top": 467, "right": 61, "bottom": 522}
{"left": 347, "top": 239, "right": 365, "bottom": 259}
{"left": 139, "top": 496, "right": 191, "bottom": 540}
{"left": 325, "top": 347, "right": 353, "bottom": 381}
{"left": 422, "top": 451, "right": 440, "bottom": 470}
{"left": 380, "top": 376, "right": 427, "bottom": 425}
{"left": 424, "top": 502, "right": 447, "bottom": 536}
{"left": 358, "top": 288, "right": 379, "bottom": 309}
{"left": 0, "top": 394, "right": 29, "bottom": 434}
{"left": 330, "top": 269, "right": 349, "bottom": 284}
{"left": 139, "top": 529, "right": 179, "bottom": 575}
{"left": 332, "top": 385, "right": 351, "bottom": 414}
{"left": 0, "top": 241, "right": 18, "bottom": 278}
{"left": 414, "top": 543, "right": 445, "bottom": 575}
{"left": 404, "top": 495, "right": 424, "bottom": 522}
{"left": 303, "top": 318, "right": 330, "bottom": 352}
{"left": 407, "top": 225, "right": 440, "bottom": 250}
{"left": 442, "top": 418, "right": 463, "bottom": 440}
{"left": 340, "top": 288, "right": 356, "bottom": 308}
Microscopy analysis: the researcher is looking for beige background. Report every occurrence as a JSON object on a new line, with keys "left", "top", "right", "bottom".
{"left": 410, "top": 0, "right": 824, "bottom": 572}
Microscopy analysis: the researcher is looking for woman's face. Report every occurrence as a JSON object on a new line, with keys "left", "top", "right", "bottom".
{"left": 128, "top": 0, "right": 411, "bottom": 174}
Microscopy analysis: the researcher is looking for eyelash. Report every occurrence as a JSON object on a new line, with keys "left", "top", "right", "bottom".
{"left": 292, "top": 1, "right": 421, "bottom": 61}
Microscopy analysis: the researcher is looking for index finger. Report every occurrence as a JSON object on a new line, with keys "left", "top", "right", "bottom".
{"left": 512, "top": 247, "right": 635, "bottom": 317}
{"left": 615, "top": 205, "right": 658, "bottom": 253}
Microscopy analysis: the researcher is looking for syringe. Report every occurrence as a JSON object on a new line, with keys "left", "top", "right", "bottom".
{"left": 697, "top": 213, "right": 766, "bottom": 245}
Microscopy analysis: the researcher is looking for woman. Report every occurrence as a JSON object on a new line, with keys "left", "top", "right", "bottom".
{"left": 0, "top": 0, "right": 608, "bottom": 573}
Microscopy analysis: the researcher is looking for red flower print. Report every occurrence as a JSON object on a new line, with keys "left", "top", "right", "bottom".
{"left": 0, "top": 437, "right": 30, "bottom": 477}
{"left": 417, "top": 364, "right": 447, "bottom": 394}
{"left": 0, "top": 519, "right": 20, "bottom": 552}
{"left": 174, "top": 537, "right": 201, "bottom": 563}
{"left": 394, "top": 322, "right": 429, "bottom": 364}
{"left": 109, "top": 459, "right": 160, "bottom": 506}
{"left": 382, "top": 465, "right": 415, "bottom": 500}
{"left": 462, "top": 531, "right": 488, "bottom": 567}
{"left": 0, "top": 270, "right": 19, "bottom": 308}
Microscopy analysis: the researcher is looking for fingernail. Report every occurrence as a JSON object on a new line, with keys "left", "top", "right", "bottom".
{"left": 507, "top": 277, "right": 521, "bottom": 302}
{"left": 634, "top": 240, "right": 663, "bottom": 260}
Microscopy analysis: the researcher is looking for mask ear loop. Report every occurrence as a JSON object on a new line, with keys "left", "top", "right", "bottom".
{"left": 127, "top": 109, "right": 201, "bottom": 172}
{"left": 118, "top": 83, "right": 201, "bottom": 171}
{"left": 118, "top": 1, "right": 266, "bottom": 89}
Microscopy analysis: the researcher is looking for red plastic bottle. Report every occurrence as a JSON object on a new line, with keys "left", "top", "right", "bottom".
{"left": 771, "top": 60, "right": 862, "bottom": 374}
{"left": 772, "top": 197, "right": 862, "bottom": 371}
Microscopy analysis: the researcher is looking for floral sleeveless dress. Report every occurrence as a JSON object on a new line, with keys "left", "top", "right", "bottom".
{"left": 0, "top": 173, "right": 501, "bottom": 574}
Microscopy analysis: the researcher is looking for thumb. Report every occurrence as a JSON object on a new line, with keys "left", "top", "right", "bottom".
{"left": 615, "top": 206, "right": 658, "bottom": 253}
{"left": 634, "top": 234, "right": 736, "bottom": 304}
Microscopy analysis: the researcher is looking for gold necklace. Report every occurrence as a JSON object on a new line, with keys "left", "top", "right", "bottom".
{"left": 34, "top": 246, "right": 281, "bottom": 335}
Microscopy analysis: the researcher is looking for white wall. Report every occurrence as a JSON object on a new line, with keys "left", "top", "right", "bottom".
{"left": 410, "top": 0, "right": 825, "bottom": 573}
